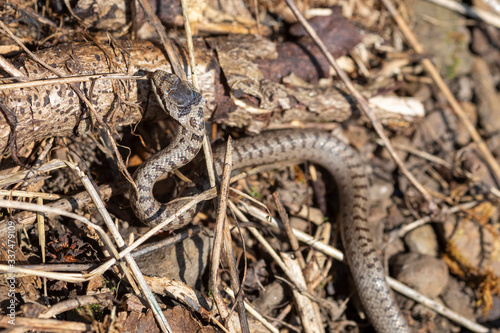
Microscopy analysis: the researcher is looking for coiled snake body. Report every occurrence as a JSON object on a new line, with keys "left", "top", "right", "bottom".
{"left": 130, "top": 70, "right": 410, "bottom": 332}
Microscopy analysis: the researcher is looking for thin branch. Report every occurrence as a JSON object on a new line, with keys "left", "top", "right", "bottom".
{"left": 39, "top": 293, "right": 113, "bottom": 318}
{"left": 380, "top": 0, "right": 500, "bottom": 187}
{"left": 180, "top": 0, "right": 217, "bottom": 189}
{"left": 0, "top": 54, "right": 26, "bottom": 78}
{"left": 209, "top": 138, "right": 238, "bottom": 331}
{"left": 61, "top": 161, "right": 171, "bottom": 333}
{"left": 136, "top": 0, "right": 185, "bottom": 80}
{"left": 272, "top": 192, "right": 305, "bottom": 268}
{"left": 0, "top": 20, "right": 136, "bottom": 187}
{"left": 240, "top": 201, "right": 489, "bottom": 333}
{"left": 0, "top": 73, "right": 142, "bottom": 91}
{"left": 225, "top": 287, "right": 279, "bottom": 333}
{"left": 423, "top": 0, "right": 500, "bottom": 28}
{"left": 283, "top": 0, "right": 436, "bottom": 211}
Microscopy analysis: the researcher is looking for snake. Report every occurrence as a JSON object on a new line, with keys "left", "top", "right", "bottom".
{"left": 130, "top": 70, "right": 410, "bottom": 333}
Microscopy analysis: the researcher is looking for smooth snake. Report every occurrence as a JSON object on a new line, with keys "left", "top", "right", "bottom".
{"left": 130, "top": 70, "right": 410, "bottom": 332}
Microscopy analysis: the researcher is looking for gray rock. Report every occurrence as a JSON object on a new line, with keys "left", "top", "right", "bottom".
{"left": 409, "top": 0, "right": 474, "bottom": 78}
{"left": 391, "top": 252, "right": 449, "bottom": 298}
{"left": 405, "top": 224, "right": 439, "bottom": 257}
{"left": 135, "top": 230, "right": 212, "bottom": 289}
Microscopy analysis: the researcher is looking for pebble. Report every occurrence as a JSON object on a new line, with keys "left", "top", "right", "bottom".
{"left": 135, "top": 231, "right": 211, "bottom": 289}
{"left": 405, "top": 224, "right": 439, "bottom": 257}
{"left": 391, "top": 252, "right": 449, "bottom": 298}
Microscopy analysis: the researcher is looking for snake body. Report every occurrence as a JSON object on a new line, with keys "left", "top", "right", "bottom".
{"left": 130, "top": 70, "right": 410, "bottom": 332}
{"left": 130, "top": 71, "right": 205, "bottom": 225}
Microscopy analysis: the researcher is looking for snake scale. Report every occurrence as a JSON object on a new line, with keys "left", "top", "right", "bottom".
{"left": 130, "top": 70, "right": 410, "bottom": 332}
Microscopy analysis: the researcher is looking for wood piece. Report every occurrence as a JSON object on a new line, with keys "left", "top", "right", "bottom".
{"left": 0, "top": 36, "right": 422, "bottom": 159}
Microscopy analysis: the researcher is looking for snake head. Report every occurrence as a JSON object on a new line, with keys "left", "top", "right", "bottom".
{"left": 150, "top": 70, "right": 205, "bottom": 129}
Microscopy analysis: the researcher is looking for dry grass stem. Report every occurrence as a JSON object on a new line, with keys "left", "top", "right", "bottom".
{"left": 180, "top": 0, "right": 216, "bottom": 188}
{"left": 272, "top": 192, "right": 305, "bottom": 268}
{"left": 225, "top": 287, "right": 280, "bottom": 333}
{"left": 380, "top": 0, "right": 500, "bottom": 186}
{"left": 209, "top": 138, "right": 240, "bottom": 331}
{"left": 0, "top": 54, "right": 25, "bottom": 78}
{"left": 0, "top": 73, "right": 144, "bottom": 91}
{"left": 281, "top": 252, "right": 323, "bottom": 333}
{"left": 55, "top": 161, "right": 176, "bottom": 332}
{"left": 0, "top": 316, "right": 91, "bottom": 332}
{"left": 283, "top": 0, "right": 436, "bottom": 211}
{"left": 0, "top": 190, "right": 62, "bottom": 200}
{"left": 136, "top": 0, "right": 185, "bottom": 80}
{"left": 423, "top": 0, "right": 500, "bottom": 27}
{"left": 240, "top": 201, "right": 489, "bottom": 333}
{"left": 131, "top": 225, "right": 202, "bottom": 258}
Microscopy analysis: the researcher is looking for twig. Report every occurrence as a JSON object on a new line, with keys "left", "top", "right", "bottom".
{"left": 136, "top": 0, "right": 185, "bottom": 80}
{"left": 0, "top": 189, "right": 215, "bottom": 284}
{"left": 225, "top": 287, "right": 279, "bottom": 333}
{"left": 180, "top": 0, "right": 200, "bottom": 88}
{"left": 223, "top": 202, "right": 250, "bottom": 331}
{"left": 144, "top": 276, "right": 231, "bottom": 333}
{"left": 6, "top": 1, "right": 58, "bottom": 29}
{"left": 268, "top": 303, "right": 300, "bottom": 332}
{"left": 304, "top": 222, "right": 332, "bottom": 291}
{"left": 390, "top": 140, "right": 500, "bottom": 199}
{"left": 0, "top": 190, "right": 63, "bottom": 200}
{"left": 239, "top": 212, "right": 341, "bottom": 315}
{"left": 0, "top": 54, "right": 26, "bottom": 78}
{"left": 61, "top": 161, "right": 173, "bottom": 333}
{"left": 36, "top": 196, "right": 47, "bottom": 297}
{"left": 16, "top": 264, "right": 94, "bottom": 272}
{"left": 0, "top": 20, "right": 135, "bottom": 187}
{"left": 272, "top": 192, "right": 305, "bottom": 268}
{"left": 39, "top": 293, "right": 113, "bottom": 318}
{"left": 62, "top": 0, "right": 84, "bottom": 24}
{"left": 283, "top": 0, "right": 436, "bottom": 211}
{"left": 0, "top": 73, "right": 143, "bottom": 91}
{"left": 0, "top": 316, "right": 90, "bottom": 332}
{"left": 389, "top": 279, "right": 488, "bottom": 333}
{"left": 8, "top": 182, "right": 127, "bottom": 230}
{"left": 281, "top": 252, "right": 323, "bottom": 333}
{"left": 62, "top": 162, "right": 137, "bottom": 290}
{"left": 180, "top": 0, "right": 216, "bottom": 189}
{"left": 209, "top": 138, "right": 240, "bottom": 332}
{"left": 380, "top": 0, "right": 500, "bottom": 187}
{"left": 387, "top": 201, "right": 479, "bottom": 244}
{"left": 240, "top": 201, "right": 489, "bottom": 333}
{"left": 390, "top": 141, "right": 452, "bottom": 169}
{"left": 132, "top": 225, "right": 202, "bottom": 257}
{"left": 0, "top": 200, "right": 115, "bottom": 282}
{"left": 222, "top": 201, "right": 251, "bottom": 332}
{"left": 423, "top": 0, "right": 500, "bottom": 28}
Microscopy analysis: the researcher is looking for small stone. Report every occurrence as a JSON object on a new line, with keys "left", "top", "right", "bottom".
{"left": 409, "top": 0, "right": 474, "bottom": 77}
{"left": 252, "top": 280, "right": 287, "bottom": 316}
{"left": 405, "top": 224, "right": 439, "bottom": 257}
{"left": 135, "top": 231, "right": 211, "bottom": 289}
{"left": 441, "top": 278, "right": 475, "bottom": 320}
{"left": 391, "top": 253, "right": 449, "bottom": 298}
{"left": 369, "top": 177, "right": 394, "bottom": 205}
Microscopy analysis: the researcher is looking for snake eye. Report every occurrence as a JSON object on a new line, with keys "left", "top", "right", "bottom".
{"left": 169, "top": 81, "right": 200, "bottom": 108}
